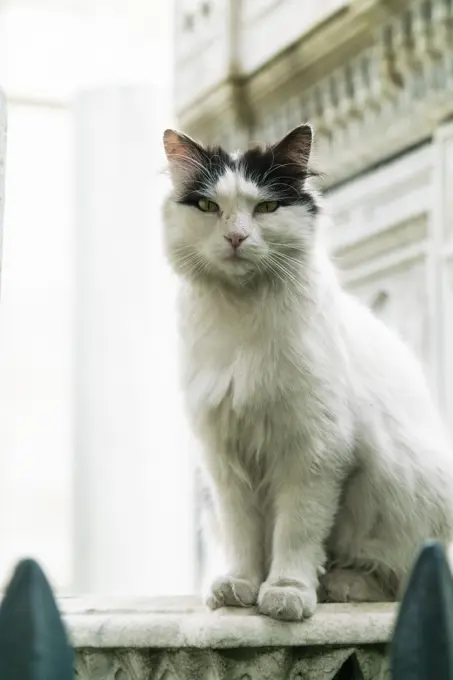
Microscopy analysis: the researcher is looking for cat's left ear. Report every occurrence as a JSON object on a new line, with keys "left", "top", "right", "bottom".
{"left": 163, "top": 129, "right": 205, "bottom": 186}
{"left": 272, "top": 124, "right": 313, "bottom": 168}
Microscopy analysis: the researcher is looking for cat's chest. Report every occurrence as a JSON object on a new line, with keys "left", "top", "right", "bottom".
{"left": 180, "top": 294, "right": 300, "bottom": 414}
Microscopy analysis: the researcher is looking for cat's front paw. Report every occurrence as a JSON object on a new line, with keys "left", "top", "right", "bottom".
{"left": 258, "top": 580, "right": 317, "bottom": 621}
{"left": 206, "top": 576, "right": 260, "bottom": 610}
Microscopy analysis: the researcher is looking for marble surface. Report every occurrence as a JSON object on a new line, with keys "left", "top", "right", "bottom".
{"left": 61, "top": 597, "right": 395, "bottom": 649}
{"left": 63, "top": 597, "right": 395, "bottom": 678}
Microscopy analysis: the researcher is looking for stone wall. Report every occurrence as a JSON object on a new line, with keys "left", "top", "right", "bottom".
{"left": 326, "top": 125, "right": 453, "bottom": 429}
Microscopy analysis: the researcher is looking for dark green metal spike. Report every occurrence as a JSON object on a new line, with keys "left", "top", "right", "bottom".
{"left": 391, "top": 541, "right": 453, "bottom": 680}
{"left": 333, "top": 653, "right": 365, "bottom": 679}
{"left": 0, "top": 558, "right": 73, "bottom": 679}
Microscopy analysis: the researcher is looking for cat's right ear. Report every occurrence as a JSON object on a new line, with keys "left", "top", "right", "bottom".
{"left": 163, "top": 129, "right": 205, "bottom": 186}
{"left": 272, "top": 124, "right": 313, "bottom": 169}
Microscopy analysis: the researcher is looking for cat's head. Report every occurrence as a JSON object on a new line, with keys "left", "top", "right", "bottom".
{"left": 162, "top": 125, "right": 321, "bottom": 287}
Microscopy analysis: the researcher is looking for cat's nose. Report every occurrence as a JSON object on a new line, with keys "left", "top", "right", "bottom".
{"left": 224, "top": 233, "right": 248, "bottom": 249}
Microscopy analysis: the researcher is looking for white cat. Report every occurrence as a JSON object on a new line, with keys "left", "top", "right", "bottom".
{"left": 162, "top": 124, "right": 453, "bottom": 621}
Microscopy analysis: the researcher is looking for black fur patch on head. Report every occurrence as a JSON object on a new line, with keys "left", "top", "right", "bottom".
{"left": 177, "top": 140, "right": 319, "bottom": 215}
{"left": 177, "top": 146, "right": 233, "bottom": 206}
{"left": 239, "top": 146, "right": 319, "bottom": 215}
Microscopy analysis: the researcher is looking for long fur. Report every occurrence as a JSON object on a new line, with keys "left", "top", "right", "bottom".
{"left": 161, "top": 126, "right": 453, "bottom": 620}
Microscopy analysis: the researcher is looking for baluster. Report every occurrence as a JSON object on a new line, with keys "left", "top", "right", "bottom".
{"left": 376, "top": 22, "right": 404, "bottom": 101}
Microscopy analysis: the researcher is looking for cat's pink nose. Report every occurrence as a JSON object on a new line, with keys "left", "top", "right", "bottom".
{"left": 224, "top": 233, "right": 248, "bottom": 249}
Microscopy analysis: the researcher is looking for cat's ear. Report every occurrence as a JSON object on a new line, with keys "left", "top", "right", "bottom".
{"left": 163, "top": 129, "right": 205, "bottom": 185}
{"left": 272, "top": 124, "right": 313, "bottom": 168}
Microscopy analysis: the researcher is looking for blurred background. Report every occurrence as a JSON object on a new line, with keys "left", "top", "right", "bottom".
{"left": 0, "top": 0, "right": 452, "bottom": 596}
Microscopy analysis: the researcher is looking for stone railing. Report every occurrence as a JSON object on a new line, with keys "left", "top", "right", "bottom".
{"left": 250, "top": 0, "right": 453, "bottom": 186}
{"left": 259, "top": 0, "right": 453, "bottom": 186}
{"left": 68, "top": 597, "right": 395, "bottom": 679}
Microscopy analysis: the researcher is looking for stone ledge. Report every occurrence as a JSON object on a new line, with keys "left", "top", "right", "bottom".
{"left": 63, "top": 597, "right": 395, "bottom": 649}
{"left": 60, "top": 598, "right": 396, "bottom": 679}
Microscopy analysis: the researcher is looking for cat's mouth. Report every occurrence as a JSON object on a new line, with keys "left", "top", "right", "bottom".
{"left": 223, "top": 248, "right": 251, "bottom": 262}
{"left": 225, "top": 251, "right": 245, "bottom": 261}
{"left": 217, "top": 249, "right": 256, "bottom": 275}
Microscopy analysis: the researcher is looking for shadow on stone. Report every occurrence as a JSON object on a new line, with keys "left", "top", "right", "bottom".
{"left": 0, "top": 558, "right": 73, "bottom": 679}
{"left": 391, "top": 540, "right": 453, "bottom": 679}
{"left": 333, "top": 653, "right": 364, "bottom": 679}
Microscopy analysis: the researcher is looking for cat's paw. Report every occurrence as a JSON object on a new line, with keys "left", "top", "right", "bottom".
{"left": 258, "top": 580, "right": 317, "bottom": 621}
{"left": 205, "top": 576, "right": 260, "bottom": 610}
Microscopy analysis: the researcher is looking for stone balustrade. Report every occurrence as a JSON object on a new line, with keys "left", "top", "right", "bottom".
{"left": 254, "top": 0, "right": 453, "bottom": 186}
{"left": 177, "top": 0, "right": 453, "bottom": 189}
{"left": 67, "top": 597, "right": 395, "bottom": 679}
{"left": 269, "top": 0, "right": 453, "bottom": 186}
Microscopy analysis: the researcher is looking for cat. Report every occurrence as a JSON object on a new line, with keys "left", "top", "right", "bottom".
{"left": 161, "top": 124, "right": 453, "bottom": 621}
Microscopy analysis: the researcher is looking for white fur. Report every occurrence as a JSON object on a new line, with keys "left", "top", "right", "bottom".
{"left": 162, "top": 163, "right": 453, "bottom": 620}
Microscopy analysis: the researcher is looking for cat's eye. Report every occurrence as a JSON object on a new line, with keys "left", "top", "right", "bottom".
{"left": 255, "top": 201, "right": 279, "bottom": 214}
{"left": 197, "top": 198, "right": 219, "bottom": 213}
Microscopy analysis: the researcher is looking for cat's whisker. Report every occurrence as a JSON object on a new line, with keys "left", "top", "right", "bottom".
{"left": 268, "top": 262, "right": 308, "bottom": 300}
{"left": 269, "top": 247, "right": 305, "bottom": 259}
{"left": 270, "top": 251, "right": 310, "bottom": 275}
{"left": 174, "top": 249, "right": 210, "bottom": 279}
{"left": 267, "top": 251, "right": 301, "bottom": 277}
{"left": 265, "top": 256, "right": 302, "bottom": 302}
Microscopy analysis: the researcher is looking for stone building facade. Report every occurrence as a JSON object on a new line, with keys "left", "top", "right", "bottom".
{"left": 174, "top": 0, "right": 453, "bottom": 582}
